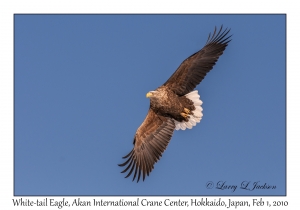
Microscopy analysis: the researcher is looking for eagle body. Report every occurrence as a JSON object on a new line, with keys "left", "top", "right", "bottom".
{"left": 148, "top": 86, "right": 195, "bottom": 122}
{"left": 119, "top": 26, "right": 232, "bottom": 182}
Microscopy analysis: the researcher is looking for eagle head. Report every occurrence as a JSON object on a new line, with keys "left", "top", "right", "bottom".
{"left": 146, "top": 91, "right": 158, "bottom": 98}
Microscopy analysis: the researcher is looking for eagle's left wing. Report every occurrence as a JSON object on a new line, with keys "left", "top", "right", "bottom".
{"left": 118, "top": 108, "right": 175, "bottom": 182}
{"left": 163, "top": 26, "right": 231, "bottom": 96}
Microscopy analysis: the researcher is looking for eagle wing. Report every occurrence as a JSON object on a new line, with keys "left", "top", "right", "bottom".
{"left": 163, "top": 26, "right": 232, "bottom": 96}
{"left": 118, "top": 108, "right": 175, "bottom": 182}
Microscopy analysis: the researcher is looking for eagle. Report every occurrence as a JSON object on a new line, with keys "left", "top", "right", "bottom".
{"left": 119, "top": 26, "right": 232, "bottom": 182}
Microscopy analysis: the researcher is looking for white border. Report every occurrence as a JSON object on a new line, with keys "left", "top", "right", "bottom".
{"left": 1, "top": 0, "right": 297, "bottom": 209}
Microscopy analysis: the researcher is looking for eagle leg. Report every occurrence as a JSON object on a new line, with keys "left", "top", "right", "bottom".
{"left": 183, "top": 108, "right": 191, "bottom": 114}
{"left": 180, "top": 112, "right": 189, "bottom": 121}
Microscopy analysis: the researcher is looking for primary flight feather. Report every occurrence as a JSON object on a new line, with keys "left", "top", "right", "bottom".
{"left": 119, "top": 26, "right": 232, "bottom": 182}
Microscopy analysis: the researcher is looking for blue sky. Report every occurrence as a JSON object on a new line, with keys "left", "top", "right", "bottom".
{"left": 14, "top": 14, "right": 285, "bottom": 196}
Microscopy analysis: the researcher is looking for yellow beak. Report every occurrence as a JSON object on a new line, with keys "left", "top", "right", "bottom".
{"left": 146, "top": 92, "right": 153, "bottom": 98}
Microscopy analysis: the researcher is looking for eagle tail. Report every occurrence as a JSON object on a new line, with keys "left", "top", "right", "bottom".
{"left": 174, "top": 90, "right": 203, "bottom": 130}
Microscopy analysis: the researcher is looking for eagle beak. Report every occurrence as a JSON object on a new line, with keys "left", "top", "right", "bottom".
{"left": 146, "top": 92, "right": 153, "bottom": 98}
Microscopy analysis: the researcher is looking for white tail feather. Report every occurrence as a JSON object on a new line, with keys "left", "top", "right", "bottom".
{"left": 174, "top": 90, "right": 203, "bottom": 131}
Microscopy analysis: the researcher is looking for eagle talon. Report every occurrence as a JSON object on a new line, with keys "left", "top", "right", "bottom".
{"left": 180, "top": 112, "right": 189, "bottom": 121}
{"left": 183, "top": 108, "right": 190, "bottom": 114}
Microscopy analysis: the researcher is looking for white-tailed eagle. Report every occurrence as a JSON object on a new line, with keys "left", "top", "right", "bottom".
{"left": 119, "top": 26, "right": 232, "bottom": 182}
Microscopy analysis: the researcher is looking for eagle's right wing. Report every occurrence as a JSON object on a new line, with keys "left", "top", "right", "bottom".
{"left": 118, "top": 108, "right": 175, "bottom": 182}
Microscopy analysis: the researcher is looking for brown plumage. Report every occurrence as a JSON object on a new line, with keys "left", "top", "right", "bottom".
{"left": 119, "top": 26, "right": 232, "bottom": 182}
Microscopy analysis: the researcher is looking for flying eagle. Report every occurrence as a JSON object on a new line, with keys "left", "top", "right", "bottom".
{"left": 119, "top": 26, "right": 232, "bottom": 182}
